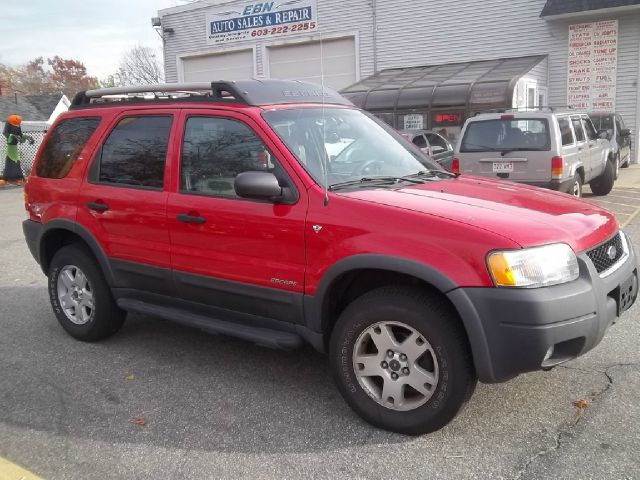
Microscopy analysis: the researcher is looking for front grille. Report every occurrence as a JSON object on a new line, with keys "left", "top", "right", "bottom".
{"left": 586, "top": 233, "right": 624, "bottom": 274}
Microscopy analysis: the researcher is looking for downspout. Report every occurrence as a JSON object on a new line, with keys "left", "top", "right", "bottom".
{"left": 371, "top": 0, "right": 378, "bottom": 73}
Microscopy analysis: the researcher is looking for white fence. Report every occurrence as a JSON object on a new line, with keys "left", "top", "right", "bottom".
{"left": 0, "top": 121, "right": 49, "bottom": 177}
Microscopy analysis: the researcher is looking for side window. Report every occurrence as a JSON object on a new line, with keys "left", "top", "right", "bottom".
{"left": 558, "top": 118, "right": 574, "bottom": 146}
{"left": 571, "top": 117, "right": 585, "bottom": 142}
{"left": 425, "top": 133, "right": 450, "bottom": 151}
{"left": 36, "top": 117, "right": 100, "bottom": 178}
{"left": 581, "top": 117, "right": 597, "bottom": 141}
{"left": 412, "top": 135, "right": 427, "bottom": 148}
{"left": 615, "top": 117, "right": 623, "bottom": 138}
{"left": 181, "top": 116, "right": 280, "bottom": 198}
{"left": 96, "top": 116, "right": 172, "bottom": 189}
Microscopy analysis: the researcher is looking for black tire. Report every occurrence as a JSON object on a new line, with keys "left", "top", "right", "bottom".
{"left": 589, "top": 159, "right": 615, "bottom": 196}
{"left": 329, "top": 286, "right": 477, "bottom": 435}
{"left": 571, "top": 173, "right": 582, "bottom": 198}
{"left": 48, "top": 244, "right": 126, "bottom": 341}
{"left": 614, "top": 154, "right": 620, "bottom": 180}
{"left": 621, "top": 155, "right": 630, "bottom": 168}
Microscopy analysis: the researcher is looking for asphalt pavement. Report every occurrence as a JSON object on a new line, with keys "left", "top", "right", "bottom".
{"left": 0, "top": 170, "right": 639, "bottom": 480}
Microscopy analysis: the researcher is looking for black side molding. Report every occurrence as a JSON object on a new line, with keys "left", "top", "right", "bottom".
{"left": 117, "top": 298, "right": 303, "bottom": 350}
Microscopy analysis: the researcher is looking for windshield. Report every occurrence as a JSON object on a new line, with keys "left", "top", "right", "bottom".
{"left": 262, "top": 107, "right": 440, "bottom": 188}
{"left": 590, "top": 115, "right": 614, "bottom": 131}
{"left": 460, "top": 118, "right": 550, "bottom": 152}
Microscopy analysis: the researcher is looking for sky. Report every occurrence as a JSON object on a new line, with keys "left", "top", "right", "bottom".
{"left": 0, "top": 0, "right": 191, "bottom": 79}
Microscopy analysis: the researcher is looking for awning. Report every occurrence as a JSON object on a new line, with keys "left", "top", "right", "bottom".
{"left": 540, "top": 0, "right": 640, "bottom": 18}
{"left": 341, "top": 55, "right": 547, "bottom": 112}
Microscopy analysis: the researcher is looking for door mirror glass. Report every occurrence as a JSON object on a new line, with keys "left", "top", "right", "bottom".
{"left": 620, "top": 128, "right": 631, "bottom": 137}
{"left": 234, "top": 171, "right": 283, "bottom": 201}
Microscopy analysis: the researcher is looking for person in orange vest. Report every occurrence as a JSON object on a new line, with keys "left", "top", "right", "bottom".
{"left": 1, "top": 114, "right": 34, "bottom": 186}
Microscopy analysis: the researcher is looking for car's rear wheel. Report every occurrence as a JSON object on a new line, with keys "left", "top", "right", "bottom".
{"left": 330, "top": 286, "right": 476, "bottom": 435}
{"left": 590, "top": 159, "right": 615, "bottom": 196}
{"left": 48, "top": 244, "right": 126, "bottom": 341}
{"left": 621, "top": 153, "right": 630, "bottom": 168}
{"left": 571, "top": 174, "right": 582, "bottom": 198}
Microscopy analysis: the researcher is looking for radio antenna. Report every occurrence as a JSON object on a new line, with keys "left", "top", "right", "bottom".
{"left": 319, "top": 27, "right": 329, "bottom": 207}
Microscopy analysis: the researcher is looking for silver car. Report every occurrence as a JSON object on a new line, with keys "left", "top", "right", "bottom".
{"left": 400, "top": 130, "right": 454, "bottom": 170}
{"left": 454, "top": 111, "right": 615, "bottom": 197}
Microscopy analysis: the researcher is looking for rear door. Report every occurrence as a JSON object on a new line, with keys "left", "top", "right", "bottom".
{"left": 570, "top": 116, "right": 591, "bottom": 180}
{"left": 77, "top": 111, "right": 176, "bottom": 295}
{"left": 557, "top": 116, "right": 580, "bottom": 180}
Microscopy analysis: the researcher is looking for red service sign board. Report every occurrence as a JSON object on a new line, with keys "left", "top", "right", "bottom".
{"left": 567, "top": 20, "right": 618, "bottom": 113}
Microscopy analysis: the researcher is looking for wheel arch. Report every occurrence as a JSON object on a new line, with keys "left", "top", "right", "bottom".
{"left": 39, "top": 219, "right": 115, "bottom": 286}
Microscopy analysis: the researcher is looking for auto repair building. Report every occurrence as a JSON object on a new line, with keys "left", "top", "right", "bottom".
{"left": 158, "top": 0, "right": 640, "bottom": 163}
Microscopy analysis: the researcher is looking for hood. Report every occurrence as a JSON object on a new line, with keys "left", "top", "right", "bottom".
{"left": 336, "top": 176, "right": 617, "bottom": 253}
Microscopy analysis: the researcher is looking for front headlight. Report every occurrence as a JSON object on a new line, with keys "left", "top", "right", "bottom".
{"left": 487, "top": 243, "right": 579, "bottom": 288}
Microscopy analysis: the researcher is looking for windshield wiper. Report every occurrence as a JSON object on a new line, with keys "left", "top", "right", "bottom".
{"left": 500, "top": 148, "right": 546, "bottom": 156}
{"left": 405, "top": 169, "right": 458, "bottom": 179}
{"left": 329, "top": 176, "right": 424, "bottom": 191}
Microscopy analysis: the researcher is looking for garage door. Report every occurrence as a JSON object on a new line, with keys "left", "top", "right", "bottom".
{"left": 267, "top": 37, "right": 356, "bottom": 91}
{"left": 182, "top": 49, "right": 254, "bottom": 82}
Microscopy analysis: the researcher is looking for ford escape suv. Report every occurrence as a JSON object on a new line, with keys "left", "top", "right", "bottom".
{"left": 454, "top": 110, "right": 615, "bottom": 197}
{"left": 23, "top": 81, "right": 638, "bottom": 435}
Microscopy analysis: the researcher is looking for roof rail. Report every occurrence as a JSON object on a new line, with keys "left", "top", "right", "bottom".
{"left": 474, "top": 105, "right": 575, "bottom": 116}
{"left": 69, "top": 79, "right": 353, "bottom": 109}
{"left": 70, "top": 81, "right": 248, "bottom": 108}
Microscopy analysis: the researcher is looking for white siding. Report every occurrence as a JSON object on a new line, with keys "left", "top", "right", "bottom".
{"left": 160, "top": 0, "right": 639, "bottom": 162}
{"left": 182, "top": 49, "right": 255, "bottom": 81}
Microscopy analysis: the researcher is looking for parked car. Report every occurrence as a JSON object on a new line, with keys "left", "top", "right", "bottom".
{"left": 23, "top": 81, "right": 638, "bottom": 435}
{"left": 590, "top": 112, "right": 632, "bottom": 174}
{"left": 400, "top": 129, "right": 454, "bottom": 170}
{"left": 453, "top": 111, "right": 615, "bottom": 197}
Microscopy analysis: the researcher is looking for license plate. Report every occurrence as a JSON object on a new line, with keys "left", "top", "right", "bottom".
{"left": 617, "top": 272, "right": 638, "bottom": 316}
{"left": 493, "top": 162, "right": 514, "bottom": 173}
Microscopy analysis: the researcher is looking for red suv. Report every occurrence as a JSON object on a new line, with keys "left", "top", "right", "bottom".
{"left": 23, "top": 80, "right": 638, "bottom": 435}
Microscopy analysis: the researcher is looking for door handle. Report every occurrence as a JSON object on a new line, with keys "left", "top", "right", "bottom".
{"left": 87, "top": 201, "right": 109, "bottom": 212}
{"left": 177, "top": 213, "right": 206, "bottom": 224}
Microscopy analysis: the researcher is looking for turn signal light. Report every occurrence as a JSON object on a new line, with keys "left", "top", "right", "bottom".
{"left": 551, "top": 156, "right": 563, "bottom": 179}
{"left": 451, "top": 158, "right": 460, "bottom": 174}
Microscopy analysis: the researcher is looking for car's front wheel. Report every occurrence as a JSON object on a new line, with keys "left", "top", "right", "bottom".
{"left": 330, "top": 286, "right": 476, "bottom": 435}
{"left": 48, "top": 244, "right": 126, "bottom": 341}
{"left": 590, "top": 159, "right": 615, "bottom": 196}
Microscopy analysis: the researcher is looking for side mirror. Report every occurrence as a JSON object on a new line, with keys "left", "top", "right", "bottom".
{"left": 234, "top": 171, "right": 283, "bottom": 201}
{"left": 620, "top": 128, "right": 631, "bottom": 137}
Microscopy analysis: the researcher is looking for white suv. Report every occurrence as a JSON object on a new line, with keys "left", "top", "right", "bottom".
{"left": 453, "top": 111, "right": 615, "bottom": 197}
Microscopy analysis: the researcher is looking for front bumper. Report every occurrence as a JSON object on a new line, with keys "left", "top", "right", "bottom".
{"left": 448, "top": 237, "right": 638, "bottom": 383}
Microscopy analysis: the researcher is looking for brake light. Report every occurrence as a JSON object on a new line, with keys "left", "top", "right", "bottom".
{"left": 451, "top": 158, "right": 460, "bottom": 174}
{"left": 501, "top": 114, "right": 515, "bottom": 119}
{"left": 551, "top": 156, "right": 563, "bottom": 179}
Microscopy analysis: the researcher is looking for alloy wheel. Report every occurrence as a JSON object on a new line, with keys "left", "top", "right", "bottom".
{"left": 57, "top": 265, "right": 95, "bottom": 325}
{"left": 352, "top": 321, "right": 439, "bottom": 411}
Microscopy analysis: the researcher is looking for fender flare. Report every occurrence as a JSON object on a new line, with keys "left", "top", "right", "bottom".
{"left": 304, "top": 254, "right": 459, "bottom": 333}
{"left": 39, "top": 219, "right": 116, "bottom": 286}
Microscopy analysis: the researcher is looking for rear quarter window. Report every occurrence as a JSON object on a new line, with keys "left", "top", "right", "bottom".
{"left": 36, "top": 117, "right": 101, "bottom": 178}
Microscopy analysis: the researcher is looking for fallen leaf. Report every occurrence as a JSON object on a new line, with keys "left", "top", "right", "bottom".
{"left": 132, "top": 416, "right": 147, "bottom": 427}
{"left": 125, "top": 374, "right": 135, "bottom": 381}
{"left": 573, "top": 399, "right": 591, "bottom": 410}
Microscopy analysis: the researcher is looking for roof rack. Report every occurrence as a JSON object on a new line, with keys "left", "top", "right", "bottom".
{"left": 69, "top": 79, "right": 353, "bottom": 109}
{"left": 474, "top": 105, "right": 575, "bottom": 116}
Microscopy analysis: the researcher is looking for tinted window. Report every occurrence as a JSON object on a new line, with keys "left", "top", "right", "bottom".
{"left": 460, "top": 119, "right": 550, "bottom": 152}
{"left": 615, "top": 117, "right": 623, "bottom": 137}
{"left": 181, "top": 116, "right": 279, "bottom": 198}
{"left": 571, "top": 117, "right": 585, "bottom": 142}
{"left": 590, "top": 115, "right": 613, "bottom": 131}
{"left": 558, "top": 117, "right": 574, "bottom": 146}
{"left": 36, "top": 117, "right": 100, "bottom": 178}
{"left": 412, "top": 135, "right": 427, "bottom": 148}
{"left": 97, "top": 116, "right": 172, "bottom": 189}
{"left": 582, "top": 118, "right": 597, "bottom": 141}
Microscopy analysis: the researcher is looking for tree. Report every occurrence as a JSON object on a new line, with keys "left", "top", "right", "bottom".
{"left": 48, "top": 56, "right": 99, "bottom": 97}
{"left": 0, "top": 56, "right": 97, "bottom": 97}
{"left": 109, "top": 46, "right": 164, "bottom": 86}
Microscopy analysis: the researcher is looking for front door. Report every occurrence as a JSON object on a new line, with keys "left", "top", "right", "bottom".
{"left": 167, "top": 110, "right": 307, "bottom": 324}
{"left": 77, "top": 111, "right": 176, "bottom": 294}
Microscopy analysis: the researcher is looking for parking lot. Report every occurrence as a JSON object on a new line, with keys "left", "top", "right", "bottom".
{"left": 1, "top": 170, "right": 639, "bottom": 480}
